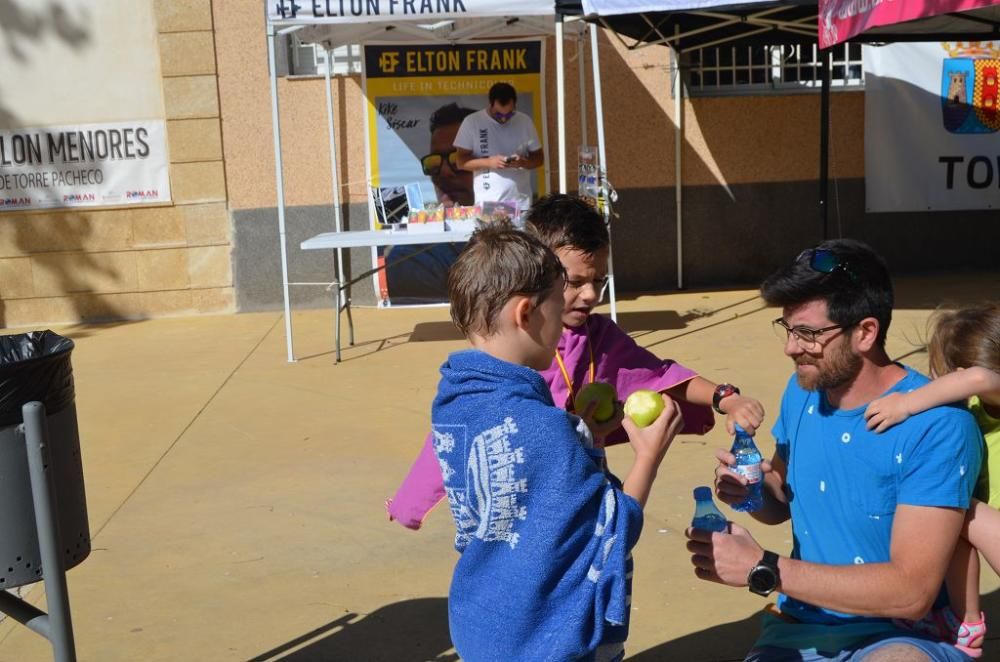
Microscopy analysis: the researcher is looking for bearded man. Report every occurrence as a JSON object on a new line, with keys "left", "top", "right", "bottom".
{"left": 686, "top": 239, "right": 983, "bottom": 662}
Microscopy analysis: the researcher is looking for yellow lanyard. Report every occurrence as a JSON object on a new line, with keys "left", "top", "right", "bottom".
{"left": 554, "top": 330, "right": 596, "bottom": 407}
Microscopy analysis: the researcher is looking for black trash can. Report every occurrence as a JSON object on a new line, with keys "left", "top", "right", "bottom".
{"left": 0, "top": 331, "right": 89, "bottom": 590}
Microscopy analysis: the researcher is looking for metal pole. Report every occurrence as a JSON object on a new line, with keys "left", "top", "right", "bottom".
{"left": 819, "top": 47, "right": 831, "bottom": 241}
{"left": 0, "top": 591, "right": 50, "bottom": 639}
{"left": 556, "top": 16, "right": 568, "bottom": 193}
{"left": 22, "top": 402, "right": 76, "bottom": 662}
{"left": 578, "top": 30, "right": 588, "bottom": 147}
{"left": 590, "top": 23, "right": 617, "bottom": 322}
{"left": 674, "top": 36, "right": 684, "bottom": 290}
{"left": 268, "top": 26, "right": 296, "bottom": 363}
{"left": 323, "top": 46, "right": 354, "bottom": 362}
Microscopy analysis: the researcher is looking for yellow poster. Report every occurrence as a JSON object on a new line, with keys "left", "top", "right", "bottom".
{"left": 362, "top": 40, "right": 546, "bottom": 304}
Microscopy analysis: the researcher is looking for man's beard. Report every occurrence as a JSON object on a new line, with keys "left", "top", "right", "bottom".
{"left": 795, "top": 340, "right": 863, "bottom": 392}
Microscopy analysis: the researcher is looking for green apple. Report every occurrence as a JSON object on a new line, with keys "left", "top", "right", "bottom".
{"left": 624, "top": 389, "right": 665, "bottom": 428}
{"left": 574, "top": 382, "right": 618, "bottom": 423}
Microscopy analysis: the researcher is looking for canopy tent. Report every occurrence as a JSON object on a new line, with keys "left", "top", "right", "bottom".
{"left": 553, "top": 0, "right": 1000, "bottom": 286}
{"left": 554, "top": 1, "right": 821, "bottom": 287}
{"left": 819, "top": 0, "right": 1000, "bottom": 48}
{"left": 265, "top": 1, "right": 603, "bottom": 362}
{"left": 558, "top": 1, "right": 818, "bottom": 51}
{"left": 559, "top": 0, "right": 1000, "bottom": 46}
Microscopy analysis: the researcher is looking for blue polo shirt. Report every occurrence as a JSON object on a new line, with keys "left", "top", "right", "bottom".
{"left": 772, "top": 365, "right": 982, "bottom": 627}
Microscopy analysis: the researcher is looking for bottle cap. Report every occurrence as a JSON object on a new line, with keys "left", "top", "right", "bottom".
{"left": 734, "top": 423, "right": 747, "bottom": 435}
{"left": 693, "top": 486, "right": 713, "bottom": 500}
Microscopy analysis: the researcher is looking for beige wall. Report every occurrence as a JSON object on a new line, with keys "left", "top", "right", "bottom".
{"left": 0, "top": 0, "right": 233, "bottom": 327}
{"left": 1, "top": 0, "right": 165, "bottom": 127}
{"left": 588, "top": 35, "right": 864, "bottom": 189}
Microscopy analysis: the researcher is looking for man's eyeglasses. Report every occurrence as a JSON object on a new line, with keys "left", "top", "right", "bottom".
{"left": 797, "top": 248, "right": 855, "bottom": 281}
{"left": 420, "top": 150, "right": 466, "bottom": 176}
{"left": 772, "top": 317, "right": 847, "bottom": 350}
{"left": 492, "top": 110, "right": 516, "bottom": 123}
{"left": 565, "top": 275, "right": 610, "bottom": 301}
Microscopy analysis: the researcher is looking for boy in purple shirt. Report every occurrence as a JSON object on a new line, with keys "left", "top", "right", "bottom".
{"left": 388, "top": 194, "right": 766, "bottom": 529}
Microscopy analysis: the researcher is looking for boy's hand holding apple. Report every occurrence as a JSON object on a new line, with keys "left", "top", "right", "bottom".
{"left": 622, "top": 391, "right": 683, "bottom": 466}
{"left": 575, "top": 382, "right": 623, "bottom": 446}
{"left": 620, "top": 392, "right": 683, "bottom": 507}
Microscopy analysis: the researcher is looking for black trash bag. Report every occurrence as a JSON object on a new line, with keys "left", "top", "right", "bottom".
{"left": 0, "top": 330, "right": 75, "bottom": 426}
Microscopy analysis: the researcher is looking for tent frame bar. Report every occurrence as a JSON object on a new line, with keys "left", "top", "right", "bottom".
{"left": 596, "top": 6, "right": 818, "bottom": 52}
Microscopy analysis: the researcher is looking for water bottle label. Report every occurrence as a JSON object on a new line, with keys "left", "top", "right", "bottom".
{"left": 734, "top": 463, "right": 761, "bottom": 484}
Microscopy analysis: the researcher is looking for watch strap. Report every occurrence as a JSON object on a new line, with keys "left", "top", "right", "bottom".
{"left": 712, "top": 383, "right": 741, "bottom": 415}
{"left": 761, "top": 550, "right": 779, "bottom": 569}
{"left": 747, "top": 550, "right": 781, "bottom": 596}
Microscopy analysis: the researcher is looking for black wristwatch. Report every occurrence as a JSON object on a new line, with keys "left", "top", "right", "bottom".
{"left": 747, "top": 550, "right": 781, "bottom": 597}
{"left": 712, "top": 383, "right": 741, "bottom": 415}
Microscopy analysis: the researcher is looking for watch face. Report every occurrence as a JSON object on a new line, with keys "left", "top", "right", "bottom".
{"left": 749, "top": 565, "right": 778, "bottom": 595}
{"left": 715, "top": 384, "right": 735, "bottom": 399}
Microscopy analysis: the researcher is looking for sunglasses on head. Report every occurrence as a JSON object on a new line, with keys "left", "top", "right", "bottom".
{"left": 420, "top": 150, "right": 465, "bottom": 176}
{"left": 797, "top": 248, "right": 856, "bottom": 281}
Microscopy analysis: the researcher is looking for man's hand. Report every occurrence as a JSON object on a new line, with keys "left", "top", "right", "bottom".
{"left": 714, "top": 448, "right": 773, "bottom": 507}
{"left": 579, "top": 399, "right": 624, "bottom": 448}
{"left": 719, "top": 394, "right": 766, "bottom": 435}
{"left": 865, "top": 392, "right": 912, "bottom": 433}
{"left": 685, "top": 522, "right": 764, "bottom": 587}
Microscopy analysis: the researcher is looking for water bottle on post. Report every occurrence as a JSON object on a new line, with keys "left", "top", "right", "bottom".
{"left": 729, "top": 424, "right": 763, "bottom": 512}
{"left": 691, "top": 486, "right": 728, "bottom": 532}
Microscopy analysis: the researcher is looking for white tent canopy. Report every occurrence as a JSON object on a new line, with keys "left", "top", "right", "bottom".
{"left": 265, "top": 1, "right": 609, "bottom": 362}
{"left": 267, "top": 0, "right": 552, "bottom": 25}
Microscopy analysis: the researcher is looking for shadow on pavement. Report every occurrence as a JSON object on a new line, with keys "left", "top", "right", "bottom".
{"left": 627, "top": 611, "right": 756, "bottom": 662}
{"left": 247, "top": 597, "right": 456, "bottom": 662}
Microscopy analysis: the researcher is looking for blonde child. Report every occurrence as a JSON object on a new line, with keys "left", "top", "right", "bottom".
{"left": 865, "top": 303, "right": 1000, "bottom": 659}
{"left": 433, "top": 224, "right": 682, "bottom": 660}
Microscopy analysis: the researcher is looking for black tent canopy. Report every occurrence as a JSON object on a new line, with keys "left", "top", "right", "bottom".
{"left": 552, "top": 0, "right": 1000, "bottom": 287}
{"left": 555, "top": 1, "right": 1000, "bottom": 48}
{"left": 556, "top": 1, "right": 818, "bottom": 52}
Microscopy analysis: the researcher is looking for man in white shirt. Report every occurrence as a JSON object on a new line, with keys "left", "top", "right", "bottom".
{"left": 454, "top": 82, "right": 544, "bottom": 209}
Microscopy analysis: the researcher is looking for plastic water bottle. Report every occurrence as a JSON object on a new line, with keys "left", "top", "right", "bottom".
{"left": 691, "top": 486, "right": 728, "bottom": 532}
{"left": 729, "top": 424, "right": 763, "bottom": 512}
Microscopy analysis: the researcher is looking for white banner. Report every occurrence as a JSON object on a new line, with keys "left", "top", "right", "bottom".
{"left": 864, "top": 42, "right": 1000, "bottom": 213}
{"left": 0, "top": 120, "right": 171, "bottom": 212}
{"left": 268, "top": 0, "right": 552, "bottom": 24}
{"left": 581, "top": 0, "right": 775, "bottom": 16}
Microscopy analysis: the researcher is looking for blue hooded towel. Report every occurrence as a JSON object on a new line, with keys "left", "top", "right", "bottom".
{"left": 431, "top": 349, "right": 644, "bottom": 661}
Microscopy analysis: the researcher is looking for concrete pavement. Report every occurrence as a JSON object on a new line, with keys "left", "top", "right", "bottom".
{"left": 0, "top": 271, "right": 997, "bottom": 661}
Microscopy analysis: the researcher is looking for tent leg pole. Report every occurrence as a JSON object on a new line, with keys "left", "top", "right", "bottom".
{"left": 578, "top": 30, "right": 588, "bottom": 147}
{"left": 269, "top": 27, "right": 296, "bottom": 363}
{"left": 674, "top": 40, "right": 684, "bottom": 290}
{"left": 590, "top": 23, "right": 616, "bottom": 322}
{"left": 820, "top": 47, "right": 831, "bottom": 241}
{"left": 323, "top": 46, "right": 353, "bottom": 359}
{"left": 556, "top": 16, "right": 567, "bottom": 194}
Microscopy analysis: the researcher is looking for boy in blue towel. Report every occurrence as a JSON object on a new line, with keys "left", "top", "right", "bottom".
{"left": 432, "top": 224, "right": 682, "bottom": 661}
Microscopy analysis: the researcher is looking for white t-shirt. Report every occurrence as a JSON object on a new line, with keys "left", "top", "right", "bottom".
{"left": 453, "top": 108, "right": 541, "bottom": 204}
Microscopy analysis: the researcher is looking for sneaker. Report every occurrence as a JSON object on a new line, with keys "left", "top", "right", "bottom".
{"left": 898, "top": 608, "right": 986, "bottom": 658}
{"left": 939, "top": 608, "right": 986, "bottom": 659}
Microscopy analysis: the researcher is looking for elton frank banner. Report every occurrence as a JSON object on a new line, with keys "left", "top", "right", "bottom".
{"left": 362, "top": 40, "right": 545, "bottom": 303}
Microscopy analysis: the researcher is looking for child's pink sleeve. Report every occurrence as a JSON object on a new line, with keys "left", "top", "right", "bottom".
{"left": 385, "top": 432, "right": 446, "bottom": 530}
{"left": 594, "top": 315, "right": 715, "bottom": 437}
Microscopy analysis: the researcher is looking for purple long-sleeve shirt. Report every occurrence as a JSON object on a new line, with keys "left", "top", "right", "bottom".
{"left": 387, "top": 314, "right": 715, "bottom": 529}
